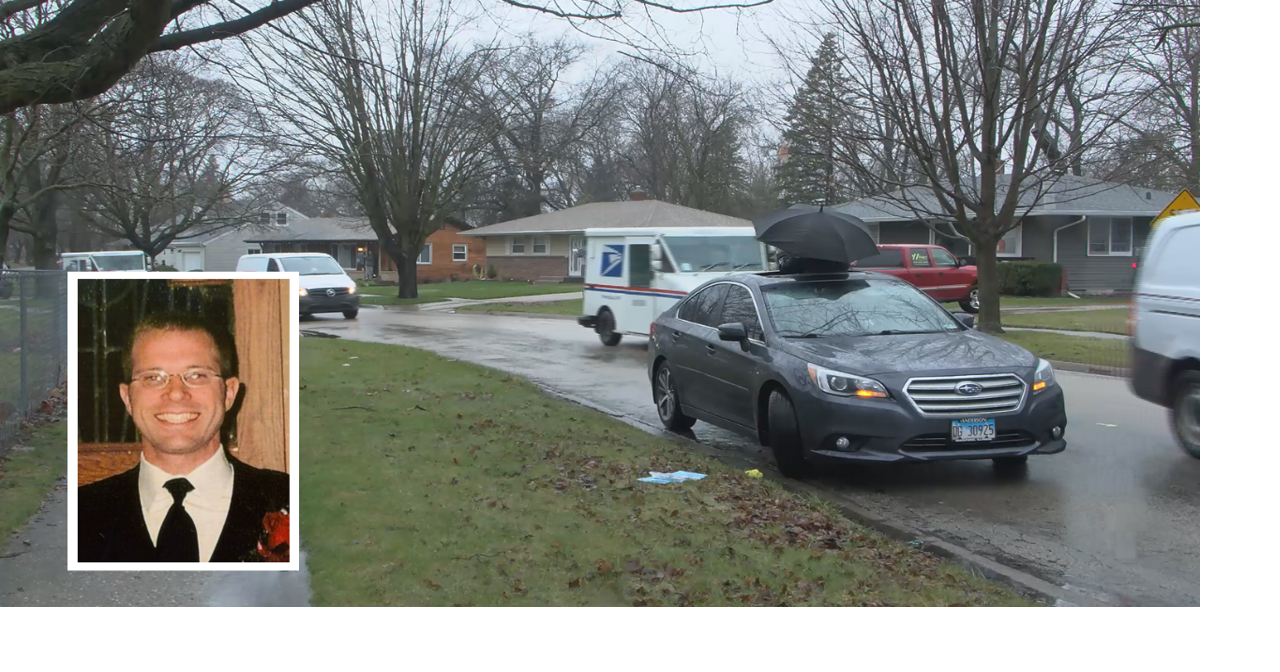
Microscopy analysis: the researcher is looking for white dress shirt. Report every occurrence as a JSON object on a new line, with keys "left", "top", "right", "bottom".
{"left": 138, "top": 447, "right": 235, "bottom": 562}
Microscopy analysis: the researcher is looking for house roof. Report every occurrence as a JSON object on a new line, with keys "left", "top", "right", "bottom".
{"left": 244, "top": 217, "right": 378, "bottom": 243}
{"left": 829, "top": 175, "right": 1184, "bottom": 223}
{"left": 461, "top": 200, "right": 751, "bottom": 236}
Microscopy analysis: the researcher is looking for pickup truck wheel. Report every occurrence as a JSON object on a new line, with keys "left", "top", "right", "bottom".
{"left": 596, "top": 308, "right": 622, "bottom": 346}
{"left": 767, "top": 390, "right": 809, "bottom": 478}
{"left": 959, "top": 288, "right": 980, "bottom": 314}
{"left": 1171, "top": 370, "right": 1199, "bottom": 459}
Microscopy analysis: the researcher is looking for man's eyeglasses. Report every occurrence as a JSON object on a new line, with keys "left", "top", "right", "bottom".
{"left": 130, "top": 369, "right": 224, "bottom": 390}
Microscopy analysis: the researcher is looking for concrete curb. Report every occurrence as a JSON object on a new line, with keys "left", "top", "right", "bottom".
{"left": 451, "top": 310, "right": 579, "bottom": 321}
{"left": 524, "top": 381, "right": 1109, "bottom": 607}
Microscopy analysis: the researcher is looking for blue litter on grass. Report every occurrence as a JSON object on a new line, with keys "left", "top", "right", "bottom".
{"left": 637, "top": 471, "right": 707, "bottom": 484}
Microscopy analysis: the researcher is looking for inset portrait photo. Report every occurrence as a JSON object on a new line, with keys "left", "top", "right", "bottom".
{"left": 68, "top": 273, "right": 299, "bottom": 570}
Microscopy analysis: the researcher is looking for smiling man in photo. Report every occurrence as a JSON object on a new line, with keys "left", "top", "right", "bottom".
{"left": 78, "top": 311, "right": 289, "bottom": 563}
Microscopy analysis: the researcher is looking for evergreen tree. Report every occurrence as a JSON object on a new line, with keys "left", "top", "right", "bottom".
{"left": 775, "top": 34, "right": 855, "bottom": 207}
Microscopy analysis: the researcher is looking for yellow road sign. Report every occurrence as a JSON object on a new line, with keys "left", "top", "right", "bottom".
{"left": 1151, "top": 190, "right": 1199, "bottom": 229}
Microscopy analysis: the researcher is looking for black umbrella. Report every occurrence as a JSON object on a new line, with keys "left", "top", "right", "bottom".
{"left": 753, "top": 205, "right": 878, "bottom": 265}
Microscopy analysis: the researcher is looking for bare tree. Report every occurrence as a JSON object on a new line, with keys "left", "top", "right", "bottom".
{"left": 0, "top": 0, "right": 323, "bottom": 114}
{"left": 73, "top": 54, "right": 288, "bottom": 261}
{"left": 241, "top": 0, "right": 505, "bottom": 298}
{"left": 820, "top": 0, "right": 1130, "bottom": 332}
{"left": 475, "top": 36, "right": 622, "bottom": 220}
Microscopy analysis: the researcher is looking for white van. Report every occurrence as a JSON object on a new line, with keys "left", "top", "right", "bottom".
{"left": 236, "top": 252, "right": 359, "bottom": 319}
{"left": 1130, "top": 212, "right": 1199, "bottom": 458}
{"left": 60, "top": 250, "right": 149, "bottom": 272}
{"left": 576, "top": 227, "right": 770, "bottom": 345}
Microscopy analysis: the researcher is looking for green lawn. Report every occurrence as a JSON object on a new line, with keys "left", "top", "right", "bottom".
{"left": 298, "top": 338, "right": 1032, "bottom": 606}
{"left": 997, "top": 295, "right": 1129, "bottom": 308}
{"left": 999, "top": 309, "right": 1127, "bottom": 335}
{"left": 0, "top": 421, "right": 67, "bottom": 541}
{"left": 996, "top": 331, "right": 1131, "bottom": 370}
{"left": 360, "top": 281, "right": 582, "bottom": 305}
{"left": 459, "top": 298, "right": 583, "bottom": 317}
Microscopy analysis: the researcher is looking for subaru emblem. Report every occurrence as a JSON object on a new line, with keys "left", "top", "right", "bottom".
{"left": 955, "top": 381, "right": 983, "bottom": 396}
{"left": 326, "top": 288, "right": 336, "bottom": 297}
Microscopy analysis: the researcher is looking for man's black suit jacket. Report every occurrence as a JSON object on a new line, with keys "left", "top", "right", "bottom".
{"left": 78, "top": 453, "right": 289, "bottom": 562}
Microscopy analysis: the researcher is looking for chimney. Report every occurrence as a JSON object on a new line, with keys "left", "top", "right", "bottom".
{"left": 630, "top": 187, "right": 647, "bottom": 201}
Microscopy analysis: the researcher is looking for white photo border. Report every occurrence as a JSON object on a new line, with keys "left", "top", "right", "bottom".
{"left": 66, "top": 271, "right": 301, "bottom": 572}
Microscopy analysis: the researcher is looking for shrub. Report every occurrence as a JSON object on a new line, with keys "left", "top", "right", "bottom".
{"left": 997, "top": 261, "right": 1063, "bottom": 297}
{"left": 153, "top": 263, "right": 178, "bottom": 272}
{"left": 486, "top": 264, "right": 497, "bottom": 280}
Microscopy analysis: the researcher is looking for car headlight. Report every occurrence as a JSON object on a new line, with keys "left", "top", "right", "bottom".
{"left": 1033, "top": 359, "right": 1055, "bottom": 392}
{"left": 346, "top": 285, "right": 357, "bottom": 294}
{"left": 298, "top": 288, "right": 309, "bottom": 297}
{"left": 807, "top": 363, "right": 889, "bottom": 399}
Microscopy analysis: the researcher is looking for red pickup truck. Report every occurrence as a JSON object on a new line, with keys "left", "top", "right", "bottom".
{"left": 852, "top": 244, "right": 980, "bottom": 314}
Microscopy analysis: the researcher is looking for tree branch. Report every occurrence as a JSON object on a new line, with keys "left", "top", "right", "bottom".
{"left": 149, "top": 0, "right": 320, "bottom": 53}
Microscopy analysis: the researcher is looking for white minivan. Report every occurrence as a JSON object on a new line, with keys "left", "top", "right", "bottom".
{"left": 1130, "top": 212, "right": 1199, "bottom": 458}
{"left": 236, "top": 252, "right": 359, "bottom": 319}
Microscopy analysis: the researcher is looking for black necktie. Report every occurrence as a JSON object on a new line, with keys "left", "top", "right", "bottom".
{"left": 155, "top": 478, "right": 198, "bottom": 562}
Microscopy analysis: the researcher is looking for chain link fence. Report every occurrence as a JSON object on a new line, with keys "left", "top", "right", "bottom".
{"left": 0, "top": 270, "right": 68, "bottom": 450}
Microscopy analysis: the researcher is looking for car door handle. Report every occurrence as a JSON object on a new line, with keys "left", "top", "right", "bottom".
{"left": 706, "top": 344, "right": 716, "bottom": 355}
{"left": 672, "top": 331, "right": 682, "bottom": 340}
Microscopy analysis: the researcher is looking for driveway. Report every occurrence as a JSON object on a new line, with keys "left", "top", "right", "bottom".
{"left": 305, "top": 308, "right": 1200, "bottom": 607}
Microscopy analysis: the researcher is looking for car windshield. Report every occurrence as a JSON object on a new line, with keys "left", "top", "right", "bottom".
{"left": 92, "top": 254, "right": 146, "bottom": 271}
{"left": 662, "top": 236, "right": 766, "bottom": 272}
{"left": 762, "top": 278, "right": 962, "bottom": 338}
{"left": 280, "top": 256, "right": 346, "bottom": 275}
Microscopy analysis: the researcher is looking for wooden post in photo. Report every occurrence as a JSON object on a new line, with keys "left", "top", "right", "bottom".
{"left": 230, "top": 279, "right": 289, "bottom": 473}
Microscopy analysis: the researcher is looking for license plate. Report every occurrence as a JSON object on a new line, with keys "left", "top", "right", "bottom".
{"left": 951, "top": 418, "right": 995, "bottom": 442}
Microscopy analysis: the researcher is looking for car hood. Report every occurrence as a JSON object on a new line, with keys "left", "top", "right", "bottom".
{"left": 777, "top": 330, "right": 1036, "bottom": 376}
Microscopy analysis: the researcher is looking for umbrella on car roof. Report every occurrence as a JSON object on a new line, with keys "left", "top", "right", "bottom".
{"left": 752, "top": 205, "right": 878, "bottom": 265}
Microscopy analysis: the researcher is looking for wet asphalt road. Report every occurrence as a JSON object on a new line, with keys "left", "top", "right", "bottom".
{"left": 305, "top": 306, "right": 1200, "bottom": 607}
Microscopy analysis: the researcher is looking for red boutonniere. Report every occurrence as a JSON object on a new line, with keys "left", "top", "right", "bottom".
{"left": 257, "top": 509, "right": 290, "bottom": 562}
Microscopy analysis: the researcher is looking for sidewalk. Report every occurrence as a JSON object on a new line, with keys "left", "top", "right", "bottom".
{"left": 0, "top": 479, "right": 312, "bottom": 607}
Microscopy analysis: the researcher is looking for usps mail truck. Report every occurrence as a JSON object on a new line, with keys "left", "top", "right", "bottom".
{"left": 576, "top": 227, "right": 770, "bottom": 346}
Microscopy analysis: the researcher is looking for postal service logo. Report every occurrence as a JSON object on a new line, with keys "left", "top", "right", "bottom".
{"left": 601, "top": 245, "right": 624, "bottom": 278}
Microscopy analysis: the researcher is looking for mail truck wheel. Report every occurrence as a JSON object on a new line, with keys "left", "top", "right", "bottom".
{"left": 596, "top": 308, "right": 621, "bottom": 346}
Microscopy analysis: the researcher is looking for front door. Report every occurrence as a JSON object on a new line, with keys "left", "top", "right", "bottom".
{"left": 569, "top": 236, "right": 585, "bottom": 276}
{"left": 908, "top": 247, "right": 943, "bottom": 298}
{"left": 928, "top": 247, "right": 968, "bottom": 301}
{"left": 698, "top": 284, "right": 763, "bottom": 429}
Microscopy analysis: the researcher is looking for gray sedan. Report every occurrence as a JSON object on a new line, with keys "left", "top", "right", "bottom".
{"left": 646, "top": 271, "right": 1067, "bottom": 476}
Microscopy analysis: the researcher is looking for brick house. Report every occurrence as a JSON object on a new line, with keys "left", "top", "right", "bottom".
{"left": 247, "top": 216, "right": 485, "bottom": 284}
{"left": 460, "top": 191, "right": 752, "bottom": 281}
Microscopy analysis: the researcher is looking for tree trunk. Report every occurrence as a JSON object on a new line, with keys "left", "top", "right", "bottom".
{"left": 394, "top": 253, "right": 418, "bottom": 299}
{"left": 31, "top": 233, "right": 59, "bottom": 299}
{"left": 974, "top": 237, "right": 1003, "bottom": 334}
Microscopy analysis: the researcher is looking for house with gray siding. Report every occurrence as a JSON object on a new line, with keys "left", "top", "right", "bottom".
{"left": 155, "top": 205, "right": 308, "bottom": 272}
{"left": 830, "top": 176, "right": 1186, "bottom": 294}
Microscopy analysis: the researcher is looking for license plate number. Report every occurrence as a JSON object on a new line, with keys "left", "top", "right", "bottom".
{"left": 951, "top": 418, "right": 995, "bottom": 442}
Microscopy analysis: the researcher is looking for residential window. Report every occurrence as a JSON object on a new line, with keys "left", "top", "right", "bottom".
{"left": 276, "top": 212, "right": 287, "bottom": 226}
{"left": 1088, "top": 217, "right": 1133, "bottom": 256}
{"left": 532, "top": 236, "right": 549, "bottom": 255}
{"left": 510, "top": 237, "right": 526, "bottom": 255}
{"left": 419, "top": 244, "right": 433, "bottom": 264}
{"left": 247, "top": 249, "right": 261, "bottom": 255}
{"left": 259, "top": 213, "right": 271, "bottom": 226}
{"left": 453, "top": 244, "right": 467, "bottom": 262}
{"left": 996, "top": 225, "right": 1023, "bottom": 257}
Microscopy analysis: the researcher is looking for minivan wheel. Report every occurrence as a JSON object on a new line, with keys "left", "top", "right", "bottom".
{"left": 1171, "top": 370, "right": 1199, "bottom": 459}
{"left": 653, "top": 362, "right": 696, "bottom": 431}
{"left": 959, "top": 288, "right": 980, "bottom": 314}
{"left": 343, "top": 309, "right": 358, "bottom": 320}
{"left": 596, "top": 308, "right": 622, "bottom": 346}
{"left": 767, "top": 390, "right": 809, "bottom": 478}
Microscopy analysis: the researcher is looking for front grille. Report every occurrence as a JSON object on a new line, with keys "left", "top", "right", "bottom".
{"left": 310, "top": 287, "right": 351, "bottom": 296}
{"left": 904, "top": 374, "right": 1026, "bottom": 416}
{"left": 902, "top": 430, "right": 1036, "bottom": 452}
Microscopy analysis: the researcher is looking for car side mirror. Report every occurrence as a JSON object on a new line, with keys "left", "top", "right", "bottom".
{"left": 718, "top": 322, "right": 748, "bottom": 342}
{"left": 953, "top": 313, "right": 975, "bottom": 329}
{"left": 956, "top": 259, "right": 969, "bottom": 267}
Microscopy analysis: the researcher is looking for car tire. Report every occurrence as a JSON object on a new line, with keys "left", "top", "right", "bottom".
{"left": 653, "top": 361, "right": 696, "bottom": 431}
{"left": 1170, "top": 370, "right": 1199, "bottom": 459}
{"left": 343, "top": 309, "right": 358, "bottom": 320}
{"left": 992, "top": 455, "right": 1028, "bottom": 470}
{"left": 767, "top": 389, "right": 808, "bottom": 478}
{"left": 959, "top": 287, "right": 980, "bottom": 314}
{"left": 596, "top": 308, "right": 621, "bottom": 346}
